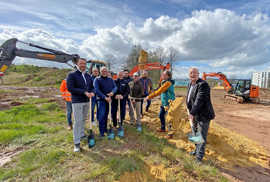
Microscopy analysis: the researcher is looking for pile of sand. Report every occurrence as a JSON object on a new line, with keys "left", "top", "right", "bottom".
{"left": 146, "top": 97, "right": 270, "bottom": 169}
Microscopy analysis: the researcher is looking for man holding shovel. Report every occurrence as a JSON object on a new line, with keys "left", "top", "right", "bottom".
{"left": 129, "top": 72, "right": 144, "bottom": 132}
{"left": 111, "top": 71, "right": 130, "bottom": 127}
{"left": 67, "top": 58, "right": 95, "bottom": 152}
{"left": 186, "top": 67, "right": 215, "bottom": 163}
{"left": 94, "top": 67, "right": 117, "bottom": 137}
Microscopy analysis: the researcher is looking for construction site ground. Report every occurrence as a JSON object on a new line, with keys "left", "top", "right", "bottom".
{"left": 1, "top": 79, "right": 270, "bottom": 181}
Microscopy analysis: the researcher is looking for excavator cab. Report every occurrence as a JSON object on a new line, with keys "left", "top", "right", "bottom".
{"left": 234, "top": 79, "right": 260, "bottom": 101}
{"left": 86, "top": 60, "right": 107, "bottom": 74}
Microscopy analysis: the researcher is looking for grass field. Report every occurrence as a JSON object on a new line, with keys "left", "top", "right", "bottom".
{"left": 0, "top": 98, "right": 228, "bottom": 181}
{"left": 0, "top": 65, "right": 229, "bottom": 181}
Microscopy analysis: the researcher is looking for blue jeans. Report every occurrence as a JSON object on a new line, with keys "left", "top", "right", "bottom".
{"left": 141, "top": 98, "right": 151, "bottom": 114}
{"left": 97, "top": 100, "right": 109, "bottom": 136}
{"left": 159, "top": 106, "right": 166, "bottom": 130}
{"left": 111, "top": 98, "right": 127, "bottom": 127}
{"left": 192, "top": 119, "right": 210, "bottom": 160}
{"left": 66, "top": 101, "right": 72, "bottom": 126}
{"left": 91, "top": 96, "right": 98, "bottom": 122}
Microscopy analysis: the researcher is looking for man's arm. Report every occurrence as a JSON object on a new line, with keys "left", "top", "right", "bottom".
{"left": 190, "top": 82, "right": 210, "bottom": 116}
{"left": 94, "top": 78, "right": 106, "bottom": 99}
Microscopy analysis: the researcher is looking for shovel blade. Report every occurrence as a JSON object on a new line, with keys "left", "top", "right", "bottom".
{"left": 188, "top": 133, "right": 204, "bottom": 144}
{"left": 117, "top": 127, "right": 124, "bottom": 138}
{"left": 88, "top": 131, "right": 95, "bottom": 148}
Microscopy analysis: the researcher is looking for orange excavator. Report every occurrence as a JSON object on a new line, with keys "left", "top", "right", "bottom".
{"left": 129, "top": 50, "right": 170, "bottom": 77}
{"left": 202, "top": 72, "right": 260, "bottom": 103}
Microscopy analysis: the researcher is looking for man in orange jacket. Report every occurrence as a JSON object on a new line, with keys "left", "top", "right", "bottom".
{"left": 60, "top": 78, "right": 73, "bottom": 130}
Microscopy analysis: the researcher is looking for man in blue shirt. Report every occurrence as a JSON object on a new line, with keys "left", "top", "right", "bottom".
{"left": 111, "top": 71, "right": 130, "bottom": 127}
{"left": 94, "top": 67, "right": 117, "bottom": 137}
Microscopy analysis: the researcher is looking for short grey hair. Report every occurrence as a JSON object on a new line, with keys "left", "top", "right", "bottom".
{"left": 189, "top": 67, "right": 199, "bottom": 74}
{"left": 100, "top": 66, "right": 108, "bottom": 72}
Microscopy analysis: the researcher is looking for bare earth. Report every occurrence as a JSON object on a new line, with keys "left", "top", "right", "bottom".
{"left": 1, "top": 85, "right": 270, "bottom": 181}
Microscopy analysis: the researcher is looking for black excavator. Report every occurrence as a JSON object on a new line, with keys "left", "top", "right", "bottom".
{"left": 0, "top": 38, "right": 80, "bottom": 74}
{"left": 0, "top": 38, "right": 107, "bottom": 80}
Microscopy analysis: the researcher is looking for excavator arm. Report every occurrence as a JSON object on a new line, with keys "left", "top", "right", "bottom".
{"left": 202, "top": 72, "right": 233, "bottom": 93}
{"left": 0, "top": 38, "right": 79, "bottom": 73}
{"left": 129, "top": 62, "right": 170, "bottom": 76}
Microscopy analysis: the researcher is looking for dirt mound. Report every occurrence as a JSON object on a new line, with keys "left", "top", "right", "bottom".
{"left": 142, "top": 97, "right": 270, "bottom": 181}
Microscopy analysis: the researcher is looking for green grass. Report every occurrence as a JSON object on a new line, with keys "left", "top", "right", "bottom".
{"left": 0, "top": 102, "right": 64, "bottom": 145}
{"left": 0, "top": 97, "right": 228, "bottom": 182}
{"left": 4, "top": 64, "right": 72, "bottom": 87}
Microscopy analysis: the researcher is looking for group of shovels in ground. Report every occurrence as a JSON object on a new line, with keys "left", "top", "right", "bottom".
{"left": 87, "top": 97, "right": 135, "bottom": 148}
{"left": 87, "top": 97, "right": 204, "bottom": 149}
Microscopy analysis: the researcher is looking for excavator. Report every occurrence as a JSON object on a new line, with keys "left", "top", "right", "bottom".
{"left": 202, "top": 72, "right": 260, "bottom": 103}
{"left": 125, "top": 49, "right": 170, "bottom": 81}
{"left": 0, "top": 38, "right": 107, "bottom": 81}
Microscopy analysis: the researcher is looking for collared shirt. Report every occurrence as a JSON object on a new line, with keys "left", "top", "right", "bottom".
{"left": 187, "top": 84, "right": 195, "bottom": 103}
{"left": 76, "top": 66, "right": 87, "bottom": 85}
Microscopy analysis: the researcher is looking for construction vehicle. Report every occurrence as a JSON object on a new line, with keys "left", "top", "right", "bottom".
{"left": 202, "top": 72, "right": 260, "bottom": 103}
{"left": 0, "top": 38, "right": 80, "bottom": 75}
{"left": 0, "top": 38, "right": 110, "bottom": 78}
{"left": 130, "top": 50, "right": 171, "bottom": 75}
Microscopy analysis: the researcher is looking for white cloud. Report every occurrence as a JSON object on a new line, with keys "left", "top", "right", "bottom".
{"left": 1, "top": 9, "right": 270, "bottom": 78}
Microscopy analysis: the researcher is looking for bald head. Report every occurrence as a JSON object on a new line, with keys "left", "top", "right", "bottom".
{"left": 189, "top": 67, "right": 199, "bottom": 84}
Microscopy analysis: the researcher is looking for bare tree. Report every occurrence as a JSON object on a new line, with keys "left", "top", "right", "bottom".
{"left": 167, "top": 47, "right": 177, "bottom": 72}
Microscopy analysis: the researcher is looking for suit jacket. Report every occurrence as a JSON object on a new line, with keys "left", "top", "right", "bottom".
{"left": 186, "top": 78, "right": 215, "bottom": 121}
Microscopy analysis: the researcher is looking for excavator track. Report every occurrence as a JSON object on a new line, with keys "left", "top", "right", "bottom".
{"left": 224, "top": 94, "right": 244, "bottom": 104}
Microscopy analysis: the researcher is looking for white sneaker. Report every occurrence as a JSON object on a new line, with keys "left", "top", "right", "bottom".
{"left": 74, "top": 144, "right": 80, "bottom": 152}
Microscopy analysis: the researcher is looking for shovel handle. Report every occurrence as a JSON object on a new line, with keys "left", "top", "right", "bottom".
{"left": 89, "top": 98, "right": 92, "bottom": 130}
{"left": 108, "top": 99, "right": 112, "bottom": 126}
{"left": 129, "top": 98, "right": 137, "bottom": 121}
{"left": 118, "top": 98, "right": 121, "bottom": 124}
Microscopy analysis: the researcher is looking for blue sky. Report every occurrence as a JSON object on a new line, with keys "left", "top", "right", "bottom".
{"left": 1, "top": 0, "right": 270, "bottom": 79}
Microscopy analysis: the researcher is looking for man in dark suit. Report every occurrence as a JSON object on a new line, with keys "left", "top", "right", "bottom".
{"left": 186, "top": 67, "right": 215, "bottom": 162}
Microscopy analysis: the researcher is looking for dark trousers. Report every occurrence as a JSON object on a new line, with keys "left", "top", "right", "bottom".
{"left": 141, "top": 99, "right": 151, "bottom": 114}
{"left": 159, "top": 106, "right": 166, "bottom": 130}
{"left": 192, "top": 119, "right": 210, "bottom": 160}
{"left": 97, "top": 100, "right": 109, "bottom": 136}
{"left": 91, "top": 96, "right": 98, "bottom": 122}
{"left": 111, "top": 98, "right": 127, "bottom": 127}
{"left": 66, "top": 101, "right": 72, "bottom": 126}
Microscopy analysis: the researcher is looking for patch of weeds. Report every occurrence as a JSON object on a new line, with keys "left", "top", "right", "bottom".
{"left": 105, "top": 154, "right": 144, "bottom": 180}
{"left": 0, "top": 125, "right": 47, "bottom": 144}
{"left": 41, "top": 103, "right": 61, "bottom": 112}
{"left": 25, "top": 98, "right": 51, "bottom": 104}
{"left": 0, "top": 105, "right": 42, "bottom": 123}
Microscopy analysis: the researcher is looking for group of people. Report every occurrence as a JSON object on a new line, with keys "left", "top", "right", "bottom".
{"left": 60, "top": 57, "right": 215, "bottom": 163}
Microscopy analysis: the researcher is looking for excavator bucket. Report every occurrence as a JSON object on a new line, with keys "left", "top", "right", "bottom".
{"left": 0, "top": 38, "right": 17, "bottom": 73}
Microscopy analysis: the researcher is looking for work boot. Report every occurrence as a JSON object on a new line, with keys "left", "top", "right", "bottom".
{"left": 74, "top": 144, "right": 80, "bottom": 152}
{"left": 189, "top": 151, "right": 196, "bottom": 156}
{"left": 195, "top": 158, "right": 202, "bottom": 164}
